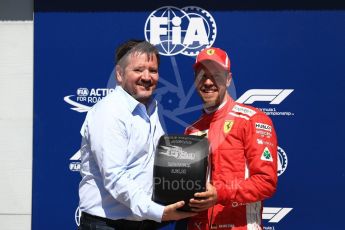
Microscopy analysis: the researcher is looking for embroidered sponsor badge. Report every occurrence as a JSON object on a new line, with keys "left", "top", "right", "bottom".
{"left": 232, "top": 104, "right": 256, "bottom": 117}
{"left": 256, "top": 130, "right": 272, "bottom": 138}
{"left": 256, "top": 138, "right": 274, "bottom": 146}
{"left": 255, "top": 122, "right": 272, "bottom": 132}
{"left": 261, "top": 147, "right": 273, "bottom": 162}
{"left": 224, "top": 120, "right": 234, "bottom": 133}
{"left": 206, "top": 49, "right": 215, "bottom": 55}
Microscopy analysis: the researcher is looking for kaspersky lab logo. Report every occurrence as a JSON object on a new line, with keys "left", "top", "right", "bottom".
{"left": 144, "top": 6, "right": 217, "bottom": 56}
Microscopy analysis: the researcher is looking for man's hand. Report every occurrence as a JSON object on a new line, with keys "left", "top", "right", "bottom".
{"left": 189, "top": 182, "right": 218, "bottom": 212}
{"left": 162, "top": 201, "right": 197, "bottom": 221}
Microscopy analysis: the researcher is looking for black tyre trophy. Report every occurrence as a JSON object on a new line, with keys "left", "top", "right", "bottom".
{"left": 152, "top": 135, "right": 209, "bottom": 211}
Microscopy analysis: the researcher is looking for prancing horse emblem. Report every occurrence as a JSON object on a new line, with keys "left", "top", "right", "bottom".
{"left": 224, "top": 120, "right": 234, "bottom": 133}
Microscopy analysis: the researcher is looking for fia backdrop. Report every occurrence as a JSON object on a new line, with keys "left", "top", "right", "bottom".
{"left": 33, "top": 1, "right": 345, "bottom": 229}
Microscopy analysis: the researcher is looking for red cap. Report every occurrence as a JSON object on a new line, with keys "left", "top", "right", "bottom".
{"left": 193, "top": 47, "right": 230, "bottom": 72}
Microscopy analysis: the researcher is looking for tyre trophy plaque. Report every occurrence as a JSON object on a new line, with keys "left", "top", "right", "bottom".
{"left": 152, "top": 135, "right": 209, "bottom": 211}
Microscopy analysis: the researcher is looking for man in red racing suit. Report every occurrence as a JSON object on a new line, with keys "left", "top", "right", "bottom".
{"left": 185, "top": 47, "right": 278, "bottom": 230}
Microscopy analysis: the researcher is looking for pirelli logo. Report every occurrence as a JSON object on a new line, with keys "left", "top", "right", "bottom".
{"left": 255, "top": 122, "right": 272, "bottom": 132}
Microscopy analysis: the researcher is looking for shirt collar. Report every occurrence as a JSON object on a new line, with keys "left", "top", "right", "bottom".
{"left": 146, "top": 99, "right": 158, "bottom": 116}
{"left": 116, "top": 86, "right": 157, "bottom": 115}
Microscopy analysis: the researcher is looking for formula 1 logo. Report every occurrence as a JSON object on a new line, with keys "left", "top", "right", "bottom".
{"left": 236, "top": 89, "right": 294, "bottom": 105}
{"left": 144, "top": 6, "right": 217, "bottom": 56}
{"left": 69, "top": 150, "right": 81, "bottom": 171}
{"left": 236, "top": 89, "right": 294, "bottom": 116}
{"left": 263, "top": 207, "right": 293, "bottom": 223}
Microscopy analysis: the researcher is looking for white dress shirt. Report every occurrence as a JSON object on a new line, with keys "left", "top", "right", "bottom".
{"left": 79, "top": 86, "right": 165, "bottom": 222}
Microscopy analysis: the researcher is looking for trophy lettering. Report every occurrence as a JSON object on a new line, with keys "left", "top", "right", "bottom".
{"left": 152, "top": 135, "right": 209, "bottom": 211}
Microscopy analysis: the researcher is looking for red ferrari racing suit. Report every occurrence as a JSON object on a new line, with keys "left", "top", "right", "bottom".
{"left": 185, "top": 97, "right": 278, "bottom": 230}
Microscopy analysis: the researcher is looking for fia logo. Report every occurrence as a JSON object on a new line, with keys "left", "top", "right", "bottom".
{"left": 75, "top": 206, "right": 81, "bottom": 226}
{"left": 277, "top": 146, "right": 288, "bottom": 176}
{"left": 144, "top": 6, "right": 217, "bottom": 56}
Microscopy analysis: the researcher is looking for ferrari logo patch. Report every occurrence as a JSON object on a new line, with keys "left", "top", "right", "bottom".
{"left": 261, "top": 147, "right": 273, "bottom": 162}
{"left": 224, "top": 120, "right": 234, "bottom": 133}
{"left": 206, "top": 49, "right": 215, "bottom": 55}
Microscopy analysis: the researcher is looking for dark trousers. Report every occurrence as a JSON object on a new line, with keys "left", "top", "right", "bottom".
{"left": 78, "top": 212, "right": 158, "bottom": 230}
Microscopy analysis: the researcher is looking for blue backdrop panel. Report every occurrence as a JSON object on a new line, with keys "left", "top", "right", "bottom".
{"left": 33, "top": 7, "right": 345, "bottom": 230}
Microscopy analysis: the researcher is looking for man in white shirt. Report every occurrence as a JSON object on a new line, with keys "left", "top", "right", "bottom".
{"left": 78, "top": 40, "right": 195, "bottom": 230}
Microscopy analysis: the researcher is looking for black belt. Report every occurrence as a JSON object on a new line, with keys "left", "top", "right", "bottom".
{"left": 80, "top": 212, "right": 157, "bottom": 230}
